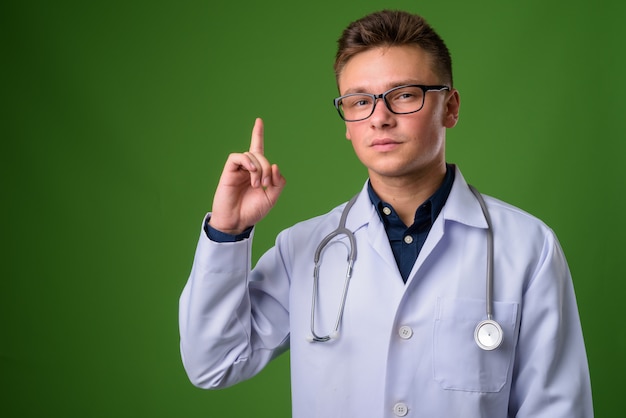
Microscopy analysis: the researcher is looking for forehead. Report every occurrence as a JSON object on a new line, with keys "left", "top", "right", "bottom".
{"left": 338, "top": 45, "right": 438, "bottom": 94}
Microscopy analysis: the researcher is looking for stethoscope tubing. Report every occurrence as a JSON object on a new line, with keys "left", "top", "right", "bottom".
{"left": 309, "top": 186, "right": 503, "bottom": 350}
{"left": 468, "top": 185, "right": 495, "bottom": 321}
{"left": 468, "top": 185, "right": 504, "bottom": 350}
{"left": 310, "top": 195, "right": 358, "bottom": 342}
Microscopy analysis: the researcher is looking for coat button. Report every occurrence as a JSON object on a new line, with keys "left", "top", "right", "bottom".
{"left": 393, "top": 402, "right": 409, "bottom": 416}
{"left": 398, "top": 325, "right": 413, "bottom": 339}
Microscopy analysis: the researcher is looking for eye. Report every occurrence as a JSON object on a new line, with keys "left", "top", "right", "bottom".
{"left": 390, "top": 88, "right": 419, "bottom": 102}
{"left": 343, "top": 95, "right": 372, "bottom": 109}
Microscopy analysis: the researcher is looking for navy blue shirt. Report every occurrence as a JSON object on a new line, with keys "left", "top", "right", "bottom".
{"left": 367, "top": 164, "right": 455, "bottom": 282}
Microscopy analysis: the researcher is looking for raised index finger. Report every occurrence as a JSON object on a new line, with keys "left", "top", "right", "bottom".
{"left": 249, "top": 117, "right": 264, "bottom": 154}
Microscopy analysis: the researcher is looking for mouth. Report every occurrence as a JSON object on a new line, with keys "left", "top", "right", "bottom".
{"left": 370, "top": 138, "right": 401, "bottom": 151}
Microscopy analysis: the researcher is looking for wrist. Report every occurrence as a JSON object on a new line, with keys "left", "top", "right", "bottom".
{"left": 207, "top": 218, "right": 245, "bottom": 235}
{"left": 205, "top": 217, "right": 253, "bottom": 242}
{"left": 207, "top": 221, "right": 239, "bottom": 235}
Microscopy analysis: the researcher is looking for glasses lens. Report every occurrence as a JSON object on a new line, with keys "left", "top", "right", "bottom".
{"left": 338, "top": 94, "right": 375, "bottom": 121}
{"left": 385, "top": 86, "right": 425, "bottom": 114}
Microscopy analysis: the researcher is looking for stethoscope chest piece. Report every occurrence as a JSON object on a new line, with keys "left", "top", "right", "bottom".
{"left": 474, "top": 319, "right": 503, "bottom": 351}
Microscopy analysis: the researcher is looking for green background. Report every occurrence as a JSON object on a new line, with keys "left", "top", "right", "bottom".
{"left": 2, "top": 0, "right": 624, "bottom": 416}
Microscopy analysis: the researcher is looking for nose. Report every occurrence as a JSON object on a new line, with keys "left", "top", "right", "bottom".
{"left": 369, "top": 96, "right": 395, "bottom": 128}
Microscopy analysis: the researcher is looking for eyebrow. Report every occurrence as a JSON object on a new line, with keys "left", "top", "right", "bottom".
{"left": 342, "top": 80, "right": 424, "bottom": 95}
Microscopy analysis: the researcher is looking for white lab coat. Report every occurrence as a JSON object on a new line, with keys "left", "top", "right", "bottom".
{"left": 179, "top": 166, "right": 593, "bottom": 417}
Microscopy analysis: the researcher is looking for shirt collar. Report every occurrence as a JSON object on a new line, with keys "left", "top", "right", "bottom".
{"left": 366, "top": 163, "right": 456, "bottom": 227}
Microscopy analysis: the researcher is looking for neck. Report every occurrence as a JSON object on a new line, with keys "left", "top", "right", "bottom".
{"left": 369, "top": 163, "right": 447, "bottom": 226}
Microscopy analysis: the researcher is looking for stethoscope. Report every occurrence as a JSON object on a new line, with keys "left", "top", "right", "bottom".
{"left": 308, "top": 185, "right": 504, "bottom": 351}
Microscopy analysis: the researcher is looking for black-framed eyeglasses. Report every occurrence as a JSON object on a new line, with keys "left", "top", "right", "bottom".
{"left": 333, "top": 84, "right": 450, "bottom": 122}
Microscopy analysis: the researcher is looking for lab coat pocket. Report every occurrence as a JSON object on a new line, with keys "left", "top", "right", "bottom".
{"left": 433, "top": 297, "right": 518, "bottom": 393}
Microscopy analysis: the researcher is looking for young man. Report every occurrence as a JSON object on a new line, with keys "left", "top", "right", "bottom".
{"left": 179, "top": 10, "right": 593, "bottom": 417}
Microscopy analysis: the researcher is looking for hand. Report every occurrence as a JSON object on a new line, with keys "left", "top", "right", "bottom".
{"left": 208, "top": 118, "right": 286, "bottom": 235}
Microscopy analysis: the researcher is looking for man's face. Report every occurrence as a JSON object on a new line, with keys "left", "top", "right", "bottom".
{"left": 337, "top": 45, "right": 459, "bottom": 184}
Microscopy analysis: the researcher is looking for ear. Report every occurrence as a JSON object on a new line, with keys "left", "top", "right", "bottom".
{"left": 444, "top": 89, "right": 460, "bottom": 128}
{"left": 345, "top": 126, "right": 352, "bottom": 141}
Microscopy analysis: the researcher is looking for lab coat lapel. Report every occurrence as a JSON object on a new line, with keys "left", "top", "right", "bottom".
{"left": 405, "top": 166, "right": 489, "bottom": 284}
{"left": 344, "top": 186, "right": 402, "bottom": 278}
{"left": 443, "top": 166, "right": 490, "bottom": 229}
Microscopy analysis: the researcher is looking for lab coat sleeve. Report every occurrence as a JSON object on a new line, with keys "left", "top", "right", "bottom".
{"left": 178, "top": 216, "right": 291, "bottom": 389}
{"left": 510, "top": 229, "right": 593, "bottom": 417}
